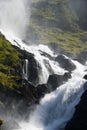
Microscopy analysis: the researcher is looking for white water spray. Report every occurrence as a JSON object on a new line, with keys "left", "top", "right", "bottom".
{"left": 1, "top": 22, "right": 87, "bottom": 130}
{"left": 22, "top": 59, "right": 29, "bottom": 80}
{"left": 18, "top": 60, "right": 86, "bottom": 130}
{"left": 0, "top": 0, "right": 30, "bottom": 39}
{"left": 1, "top": 30, "right": 87, "bottom": 130}
{"left": 0, "top": 1, "right": 87, "bottom": 130}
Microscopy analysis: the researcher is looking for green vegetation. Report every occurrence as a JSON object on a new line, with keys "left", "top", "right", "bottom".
{"left": 0, "top": 119, "right": 3, "bottom": 126}
{"left": 0, "top": 33, "right": 21, "bottom": 89}
{"left": 29, "top": 0, "right": 87, "bottom": 54}
{"left": 29, "top": 22, "right": 87, "bottom": 53}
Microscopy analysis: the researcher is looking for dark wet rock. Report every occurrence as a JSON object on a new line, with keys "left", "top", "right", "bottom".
{"left": 36, "top": 84, "right": 48, "bottom": 100}
{"left": 21, "top": 79, "right": 36, "bottom": 103}
{"left": 39, "top": 50, "right": 54, "bottom": 60}
{"left": 21, "top": 50, "right": 40, "bottom": 85}
{"left": 76, "top": 50, "right": 87, "bottom": 64}
{"left": 47, "top": 74, "right": 62, "bottom": 91}
{"left": 47, "top": 72, "right": 71, "bottom": 91}
{"left": 21, "top": 80, "right": 48, "bottom": 104}
{"left": 27, "top": 55, "right": 40, "bottom": 85}
{"left": 13, "top": 46, "right": 40, "bottom": 85}
{"left": 65, "top": 82, "right": 87, "bottom": 130}
{"left": 0, "top": 81, "right": 37, "bottom": 118}
{"left": 55, "top": 55, "right": 76, "bottom": 72}
{"left": 63, "top": 72, "right": 71, "bottom": 81}
{"left": 83, "top": 75, "right": 87, "bottom": 80}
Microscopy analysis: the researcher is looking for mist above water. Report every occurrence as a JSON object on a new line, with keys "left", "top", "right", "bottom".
{"left": 0, "top": 0, "right": 31, "bottom": 39}
{"left": 18, "top": 60, "right": 86, "bottom": 130}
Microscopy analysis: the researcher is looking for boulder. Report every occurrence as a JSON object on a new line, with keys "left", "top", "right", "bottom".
{"left": 47, "top": 72, "right": 71, "bottom": 91}
{"left": 27, "top": 55, "right": 40, "bottom": 85}
{"left": 83, "top": 74, "right": 87, "bottom": 80}
{"left": 36, "top": 84, "right": 48, "bottom": 100}
{"left": 21, "top": 79, "right": 36, "bottom": 103}
{"left": 63, "top": 72, "right": 71, "bottom": 81}
{"left": 65, "top": 82, "right": 87, "bottom": 130}
{"left": 55, "top": 55, "right": 76, "bottom": 72}
{"left": 22, "top": 52, "right": 40, "bottom": 85}
{"left": 18, "top": 49, "right": 40, "bottom": 85}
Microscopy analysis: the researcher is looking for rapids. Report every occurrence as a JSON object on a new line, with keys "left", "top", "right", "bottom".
{"left": 0, "top": 1, "right": 87, "bottom": 129}
{"left": 18, "top": 60, "right": 87, "bottom": 130}
{"left": 1, "top": 30, "right": 87, "bottom": 130}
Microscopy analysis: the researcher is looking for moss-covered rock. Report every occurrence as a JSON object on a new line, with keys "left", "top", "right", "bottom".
{"left": 0, "top": 33, "right": 36, "bottom": 117}
{"left": 0, "top": 33, "right": 22, "bottom": 89}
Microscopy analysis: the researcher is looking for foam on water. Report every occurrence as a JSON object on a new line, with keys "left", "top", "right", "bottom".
{"left": 0, "top": 30, "right": 66, "bottom": 84}
{"left": 0, "top": 28, "right": 87, "bottom": 130}
{"left": 18, "top": 55, "right": 87, "bottom": 130}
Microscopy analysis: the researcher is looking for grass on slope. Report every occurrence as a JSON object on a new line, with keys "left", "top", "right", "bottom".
{"left": 29, "top": 0, "right": 87, "bottom": 54}
{"left": 29, "top": 21, "right": 87, "bottom": 54}
{"left": 0, "top": 33, "right": 21, "bottom": 89}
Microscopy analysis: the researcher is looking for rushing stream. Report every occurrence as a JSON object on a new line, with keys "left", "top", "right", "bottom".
{"left": 19, "top": 59, "right": 86, "bottom": 130}
{"left": 0, "top": 0, "right": 87, "bottom": 129}
{"left": 1, "top": 30, "right": 87, "bottom": 130}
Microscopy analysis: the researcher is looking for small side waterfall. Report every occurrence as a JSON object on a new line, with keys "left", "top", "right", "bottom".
{"left": 19, "top": 61, "right": 87, "bottom": 130}
{"left": 1, "top": 30, "right": 87, "bottom": 130}
{"left": 0, "top": 0, "right": 87, "bottom": 130}
{"left": 22, "top": 59, "right": 29, "bottom": 80}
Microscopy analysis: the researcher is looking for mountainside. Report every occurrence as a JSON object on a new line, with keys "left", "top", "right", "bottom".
{"left": 0, "top": 0, "right": 87, "bottom": 129}
{"left": 0, "top": 32, "right": 87, "bottom": 130}
{"left": 26, "top": 0, "right": 87, "bottom": 54}
{"left": 0, "top": 32, "right": 74, "bottom": 119}
{"left": 0, "top": 33, "right": 39, "bottom": 118}
{"left": 0, "top": 33, "right": 21, "bottom": 89}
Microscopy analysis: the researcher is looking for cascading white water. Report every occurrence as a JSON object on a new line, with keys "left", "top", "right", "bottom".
{"left": 18, "top": 60, "right": 86, "bottom": 130}
{"left": 22, "top": 59, "right": 29, "bottom": 80}
{"left": 0, "top": 0, "right": 30, "bottom": 39}
{"left": 0, "top": 1, "right": 87, "bottom": 130}
{"left": 0, "top": 29, "right": 87, "bottom": 130}
{"left": 0, "top": 30, "right": 87, "bottom": 130}
{"left": 0, "top": 30, "right": 66, "bottom": 84}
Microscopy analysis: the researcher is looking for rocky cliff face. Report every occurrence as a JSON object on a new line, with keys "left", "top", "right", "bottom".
{"left": 0, "top": 32, "right": 75, "bottom": 119}
{"left": 0, "top": 33, "right": 39, "bottom": 118}
{"left": 0, "top": 0, "right": 87, "bottom": 128}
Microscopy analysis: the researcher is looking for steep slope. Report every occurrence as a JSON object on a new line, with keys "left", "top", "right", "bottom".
{"left": 0, "top": 33, "right": 21, "bottom": 89}
{"left": 0, "top": 33, "right": 38, "bottom": 117}
{"left": 26, "top": 0, "right": 87, "bottom": 54}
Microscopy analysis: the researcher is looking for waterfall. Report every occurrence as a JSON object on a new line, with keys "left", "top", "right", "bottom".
{"left": 0, "top": 0, "right": 31, "bottom": 39}
{"left": 22, "top": 59, "right": 29, "bottom": 80}
{"left": 0, "top": 29, "right": 87, "bottom": 130}
{"left": 0, "top": 1, "right": 87, "bottom": 129}
{"left": 18, "top": 60, "right": 86, "bottom": 130}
